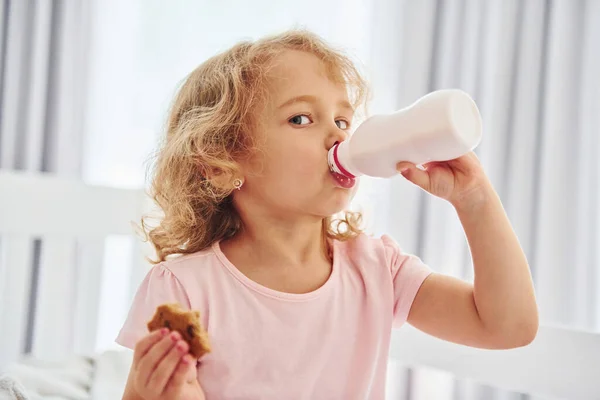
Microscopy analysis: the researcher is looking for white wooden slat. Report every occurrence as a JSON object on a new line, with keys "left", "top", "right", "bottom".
{"left": 96, "top": 229, "right": 155, "bottom": 352}
{"left": 30, "top": 238, "right": 77, "bottom": 361}
{"left": 129, "top": 235, "right": 155, "bottom": 306}
{"left": 127, "top": 193, "right": 160, "bottom": 305}
{"left": 72, "top": 239, "right": 106, "bottom": 356}
{"left": 0, "top": 236, "right": 34, "bottom": 368}
{"left": 411, "top": 367, "right": 455, "bottom": 400}
{"left": 96, "top": 236, "right": 134, "bottom": 352}
{"left": 0, "top": 170, "right": 146, "bottom": 237}
{"left": 390, "top": 325, "right": 600, "bottom": 399}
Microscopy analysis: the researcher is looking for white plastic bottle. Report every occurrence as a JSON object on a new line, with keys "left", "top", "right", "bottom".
{"left": 328, "top": 89, "right": 483, "bottom": 188}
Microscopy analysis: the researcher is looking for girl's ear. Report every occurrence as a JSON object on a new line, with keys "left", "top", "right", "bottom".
{"left": 204, "top": 166, "right": 244, "bottom": 192}
{"left": 208, "top": 168, "right": 232, "bottom": 190}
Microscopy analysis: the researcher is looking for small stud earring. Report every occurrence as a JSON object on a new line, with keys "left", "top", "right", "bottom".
{"left": 232, "top": 178, "right": 244, "bottom": 190}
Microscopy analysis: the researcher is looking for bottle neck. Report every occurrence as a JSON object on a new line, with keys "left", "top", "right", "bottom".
{"left": 327, "top": 141, "right": 359, "bottom": 178}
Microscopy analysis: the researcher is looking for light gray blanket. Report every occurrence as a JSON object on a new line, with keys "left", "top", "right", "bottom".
{"left": 0, "top": 375, "right": 32, "bottom": 400}
{"left": 0, "top": 351, "right": 132, "bottom": 400}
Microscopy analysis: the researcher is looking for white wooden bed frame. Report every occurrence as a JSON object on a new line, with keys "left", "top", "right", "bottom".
{"left": 1, "top": 170, "right": 599, "bottom": 399}
{"left": 0, "top": 170, "right": 150, "bottom": 367}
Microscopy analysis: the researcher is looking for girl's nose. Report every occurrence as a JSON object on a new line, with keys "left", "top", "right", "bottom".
{"left": 325, "top": 125, "right": 349, "bottom": 150}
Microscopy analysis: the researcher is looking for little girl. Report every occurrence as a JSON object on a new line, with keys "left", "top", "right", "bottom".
{"left": 117, "top": 29, "right": 538, "bottom": 400}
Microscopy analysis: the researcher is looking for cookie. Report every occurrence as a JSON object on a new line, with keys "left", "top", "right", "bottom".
{"left": 147, "top": 303, "right": 211, "bottom": 359}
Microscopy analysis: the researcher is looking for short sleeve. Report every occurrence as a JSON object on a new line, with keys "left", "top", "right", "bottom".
{"left": 115, "top": 263, "right": 191, "bottom": 349}
{"left": 382, "top": 235, "right": 433, "bottom": 328}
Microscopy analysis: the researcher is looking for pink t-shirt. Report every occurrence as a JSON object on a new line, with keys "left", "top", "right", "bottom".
{"left": 116, "top": 234, "right": 432, "bottom": 399}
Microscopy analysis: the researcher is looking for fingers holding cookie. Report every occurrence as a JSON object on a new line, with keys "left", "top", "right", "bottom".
{"left": 130, "top": 329, "right": 201, "bottom": 399}
{"left": 147, "top": 303, "right": 211, "bottom": 359}
{"left": 137, "top": 330, "right": 180, "bottom": 387}
{"left": 147, "top": 332, "right": 190, "bottom": 393}
{"left": 133, "top": 327, "right": 168, "bottom": 364}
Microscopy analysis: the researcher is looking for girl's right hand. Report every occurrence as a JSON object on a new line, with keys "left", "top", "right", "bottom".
{"left": 129, "top": 328, "right": 205, "bottom": 400}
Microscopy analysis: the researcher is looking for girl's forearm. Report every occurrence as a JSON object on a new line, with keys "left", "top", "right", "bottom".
{"left": 453, "top": 182, "right": 539, "bottom": 344}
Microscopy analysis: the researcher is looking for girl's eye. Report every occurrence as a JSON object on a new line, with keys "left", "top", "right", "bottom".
{"left": 289, "top": 115, "right": 312, "bottom": 125}
{"left": 336, "top": 120, "right": 349, "bottom": 129}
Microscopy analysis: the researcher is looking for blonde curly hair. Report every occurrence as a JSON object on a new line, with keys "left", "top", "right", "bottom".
{"left": 142, "top": 29, "right": 370, "bottom": 263}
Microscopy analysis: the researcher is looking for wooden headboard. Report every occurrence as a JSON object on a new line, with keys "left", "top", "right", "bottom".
{"left": 0, "top": 170, "right": 150, "bottom": 368}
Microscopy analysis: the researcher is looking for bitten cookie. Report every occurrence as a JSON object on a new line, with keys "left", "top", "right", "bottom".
{"left": 147, "top": 303, "right": 211, "bottom": 359}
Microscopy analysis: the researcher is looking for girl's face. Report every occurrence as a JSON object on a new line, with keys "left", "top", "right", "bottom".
{"left": 236, "top": 50, "right": 358, "bottom": 220}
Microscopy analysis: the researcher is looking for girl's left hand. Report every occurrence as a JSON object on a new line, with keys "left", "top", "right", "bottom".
{"left": 396, "top": 151, "right": 491, "bottom": 209}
